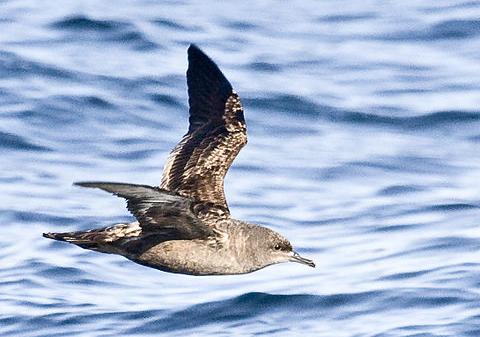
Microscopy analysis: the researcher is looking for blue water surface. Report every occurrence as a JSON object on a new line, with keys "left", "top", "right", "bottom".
{"left": 1, "top": 1, "right": 480, "bottom": 336}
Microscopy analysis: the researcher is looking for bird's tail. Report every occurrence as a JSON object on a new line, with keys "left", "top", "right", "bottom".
{"left": 43, "top": 231, "right": 70, "bottom": 241}
{"left": 43, "top": 222, "right": 142, "bottom": 253}
{"left": 43, "top": 230, "right": 103, "bottom": 250}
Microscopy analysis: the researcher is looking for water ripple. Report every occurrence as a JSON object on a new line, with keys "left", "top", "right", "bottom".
{"left": 50, "top": 15, "right": 158, "bottom": 50}
{"left": 50, "top": 15, "right": 129, "bottom": 31}
{"left": 0, "top": 131, "right": 50, "bottom": 152}
{"left": 2, "top": 1, "right": 480, "bottom": 336}
{"left": 381, "top": 19, "right": 480, "bottom": 41}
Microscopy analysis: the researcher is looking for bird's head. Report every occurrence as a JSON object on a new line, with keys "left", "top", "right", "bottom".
{"left": 251, "top": 227, "right": 315, "bottom": 270}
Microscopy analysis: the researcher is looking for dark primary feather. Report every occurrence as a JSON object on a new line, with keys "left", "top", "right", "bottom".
{"left": 74, "top": 182, "right": 215, "bottom": 239}
{"left": 160, "top": 45, "right": 247, "bottom": 211}
{"left": 186, "top": 44, "right": 234, "bottom": 132}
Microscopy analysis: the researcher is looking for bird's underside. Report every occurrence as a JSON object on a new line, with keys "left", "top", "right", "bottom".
{"left": 43, "top": 44, "right": 315, "bottom": 275}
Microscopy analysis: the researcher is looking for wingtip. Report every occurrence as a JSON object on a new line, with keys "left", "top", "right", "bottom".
{"left": 73, "top": 181, "right": 108, "bottom": 188}
{"left": 43, "top": 232, "right": 61, "bottom": 240}
{"left": 73, "top": 181, "right": 91, "bottom": 188}
{"left": 187, "top": 43, "right": 201, "bottom": 55}
{"left": 187, "top": 44, "right": 213, "bottom": 65}
{"left": 186, "top": 43, "right": 233, "bottom": 98}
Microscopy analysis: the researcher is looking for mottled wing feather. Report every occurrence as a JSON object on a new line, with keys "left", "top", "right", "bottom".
{"left": 74, "top": 182, "right": 216, "bottom": 239}
{"left": 160, "top": 45, "right": 247, "bottom": 211}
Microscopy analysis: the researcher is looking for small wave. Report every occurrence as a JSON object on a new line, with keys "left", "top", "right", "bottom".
{"left": 398, "top": 203, "right": 480, "bottom": 217}
{"left": 111, "top": 30, "right": 158, "bottom": 50}
{"left": 50, "top": 15, "right": 158, "bottom": 50}
{"left": 425, "top": 203, "right": 479, "bottom": 212}
{"left": 246, "top": 61, "right": 280, "bottom": 72}
{"left": 378, "top": 264, "right": 479, "bottom": 282}
{"left": 422, "top": 1, "right": 480, "bottom": 13}
{"left": 342, "top": 110, "right": 480, "bottom": 130}
{"left": 429, "top": 19, "right": 480, "bottom": 40}
{"left": 3, "top": 209, "right": 74, "bottom": 224}
{"left": 373, "top": 236, "right": 480, "bottom": 263}
{"left": 378, "top": 185, "right": 425, "bottom": 196}
{"left": 49, "top": 94, "right": 115, "bottom": 111}
{"left": 244, "top": 94, "right": 333, "bottom": 116}
{"left": 371, "top": 224, "right": 424, "bottom": 233}
{"left": 110, "top": 289, "right": 477, "bottom": 334}
{"left": 379, "top": 269, "right": 434, "bottom": 281}
{"left": 223, "top": 21, "right": 258, "bottom": 31}
{"left": 102, "top": 149, "right": 157, "bottom": 160}
{"left": 50, "top": 15, "right": 128, "bottom": 31}
{"left": 36, "top": 265, "right": 85, "bottom": 279}
{"left": 378, "top": 19, "right": 480, "bottom": 41}
{"left": 0, "top": 51, "right": 76, "bottom": 80}
{"left": 0, "top": 131, "right": 50, "bottom": 152}
{"left": 123, "top": 291, "right": 383, "bottom": 334}
{"left": 376, "top": 88, "right": 432, "bottom": 95}
{"left": 149, "top": 93, "right": 183, "bottom": 107}
{"left": 151, "top": 18, "right": 196, "bottom": 31}
{"left": 318, "top": 13, "right": 377, "bottom": 22}
{"left": 469, "top": 134, "right": 480, "bottom": 142}
{"left": 246, "top": 94, "right": 480, "bottom": 130}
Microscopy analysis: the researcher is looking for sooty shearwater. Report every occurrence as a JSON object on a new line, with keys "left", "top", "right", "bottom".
{"left": 43, "top": 45, "right": 315, "bottom": 275}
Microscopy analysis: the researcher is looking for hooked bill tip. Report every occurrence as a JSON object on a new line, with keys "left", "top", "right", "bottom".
{"left": 291, "top": 251, "right": 315, "bottom": 268}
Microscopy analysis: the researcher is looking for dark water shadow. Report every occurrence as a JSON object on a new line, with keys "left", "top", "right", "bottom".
{"left": 123, "top": 291, "right": 383, "bottom": 334}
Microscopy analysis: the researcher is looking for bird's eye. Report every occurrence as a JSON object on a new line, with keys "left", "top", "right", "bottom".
{"left": 274, "top": 244, "right": 282, "bottom": 251}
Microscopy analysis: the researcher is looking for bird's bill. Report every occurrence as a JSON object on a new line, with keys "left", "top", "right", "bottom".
{"left": 290, "top": 251, "right": 315, "bottom": 268}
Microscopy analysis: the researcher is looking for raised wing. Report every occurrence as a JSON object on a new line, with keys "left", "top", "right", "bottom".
{"left": 74, "top": 182, "right": 217, "bottom": 239}
{"left": 160, "top": 45, "right": 247, "bottom": 213}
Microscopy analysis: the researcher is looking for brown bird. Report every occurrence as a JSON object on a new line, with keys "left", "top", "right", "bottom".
{"left": 43, "top": 45, "right": 315, "bottom": 275}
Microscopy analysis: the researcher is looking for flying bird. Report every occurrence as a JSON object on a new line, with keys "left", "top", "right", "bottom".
{"left": 43, "top": 45, "right": 315, "bottom": 275}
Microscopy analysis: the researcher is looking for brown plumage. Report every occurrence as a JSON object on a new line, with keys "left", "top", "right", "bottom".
{"left": 160, "top": 45, "right": 247, "bottom": 211}
{"left": 43, "top": 45, "right": 315, "bottom": 275}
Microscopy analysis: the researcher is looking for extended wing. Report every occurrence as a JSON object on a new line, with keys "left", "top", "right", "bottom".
{"left": 160, "top": 45, "right": 247, "bottom": 213}
{"left": 74, "top": 182, "right": 218, "bottom": 239}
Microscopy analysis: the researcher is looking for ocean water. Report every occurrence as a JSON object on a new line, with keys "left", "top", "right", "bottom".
{"left": 1, "top": 0, "right": 480, "bottom": 336}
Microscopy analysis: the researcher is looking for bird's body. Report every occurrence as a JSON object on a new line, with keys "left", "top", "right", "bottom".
{"left": 48, "top": 216, "right": 290, "bottom": 275}
{"left": 43, "top": 45, "right": 315, "bottom": 275}
{"left": 134, "top": 221, "right": 284, "bottom": 275}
